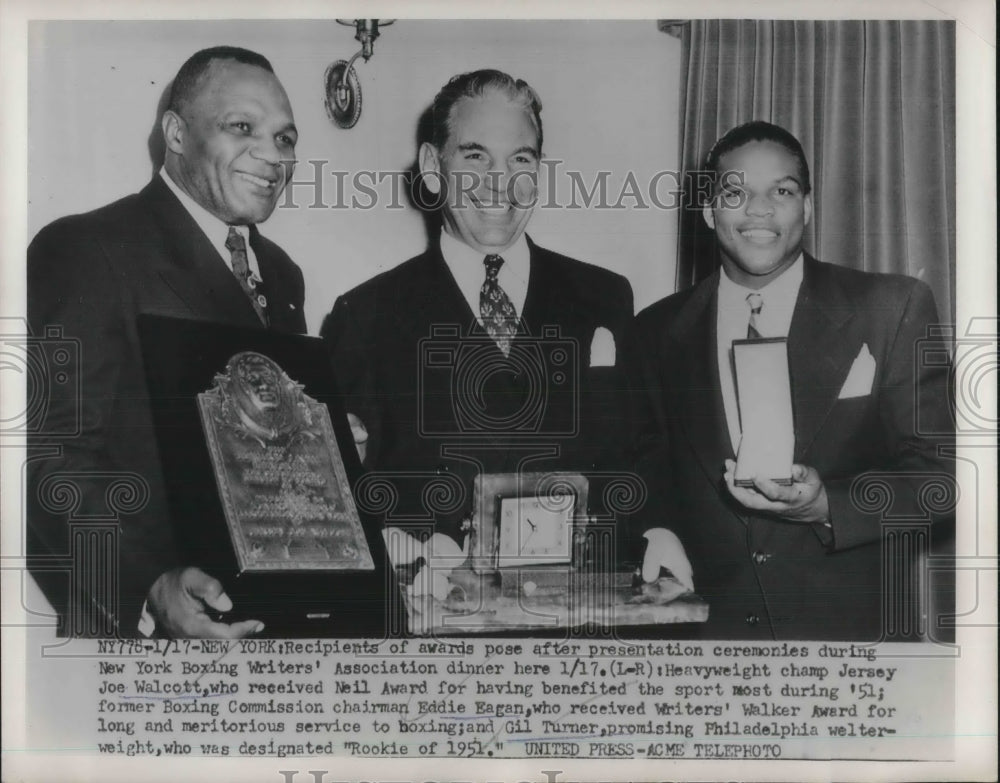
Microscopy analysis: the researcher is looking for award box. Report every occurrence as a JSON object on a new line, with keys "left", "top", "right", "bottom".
{"left": 733, "top": 337, "right": 795, "bottom": 486}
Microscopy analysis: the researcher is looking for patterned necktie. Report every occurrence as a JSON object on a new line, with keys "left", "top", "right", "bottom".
{"left": 480, "top": 254, "right": 518, "bottom": 356}
{"left": 746, "top": 292, "right": 764, "bottom": 339}
{"left": 225, "top": 227, "right": 268, "bottom": 326}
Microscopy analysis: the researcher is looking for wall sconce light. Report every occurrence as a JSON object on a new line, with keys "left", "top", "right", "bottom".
{"left": 324, "top": 19, "right": 395, "bottom": 129}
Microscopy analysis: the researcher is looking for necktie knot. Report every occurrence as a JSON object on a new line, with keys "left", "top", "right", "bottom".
{"left": 225, "top": 226, "right": 246, "bottom": 253}
{"left": 484, "top": 254, "right": 504, "bottom": 280}
{"left": 746, "top": 292, "right": 763, "bottom": 315}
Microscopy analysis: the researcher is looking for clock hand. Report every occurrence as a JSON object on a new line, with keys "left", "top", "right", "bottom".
{"left": 525, "top": 517, "right": 537, "bottom": 531}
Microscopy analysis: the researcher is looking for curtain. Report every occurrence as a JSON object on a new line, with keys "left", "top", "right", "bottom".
{"left": 674, "top": 20, "right": 956, "bottom": 325}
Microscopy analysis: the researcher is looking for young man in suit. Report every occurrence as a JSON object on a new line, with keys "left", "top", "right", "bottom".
{"left": 28, "top": 46, "right": 305, "bottom": 638}
{"left": 623, "top": 121, "right": 953, "bottom": 640}
{"left": 322, "top": 70, "right": 634, "bottom": 546}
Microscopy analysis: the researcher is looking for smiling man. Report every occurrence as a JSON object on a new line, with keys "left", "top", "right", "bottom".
{"left": 622, "top": 121, "right": 953, "bottom": 640}
{"left": 322, "top": 69, "right": 633, "bottom": 545}
{"left": 27, "top": 47, "right": 306, "bottom": 638}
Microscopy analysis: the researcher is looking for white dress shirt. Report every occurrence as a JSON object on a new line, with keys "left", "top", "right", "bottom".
{"left": 158, "top": 168, "right": 262, "bottom": 282}
{"left": 717, "top": 255, "right": 804, "bottom": 454}
{"left": 438, "top": 229, "right": 530, "bottom": 326}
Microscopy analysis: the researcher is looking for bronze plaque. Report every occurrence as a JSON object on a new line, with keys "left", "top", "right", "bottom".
{"left": 197, "top": 351, "right": 374, "bottom": 573}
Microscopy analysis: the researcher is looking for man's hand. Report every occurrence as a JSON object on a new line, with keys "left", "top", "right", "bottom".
{"left": 347, "top": 413, "right": 368, "bottom": 464}
{"left": 147, "top": 567, "right": 264, "bottom": 639}
{"left": 723, "top": 460, "right": 831, "bottom": 524}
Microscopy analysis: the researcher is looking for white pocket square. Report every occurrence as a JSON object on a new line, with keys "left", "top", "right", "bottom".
{"left": 838, "top": 343, "right": 876, "bottom": 399}
{"left": 589, "top": 326, "right": 616, "bottom": 367}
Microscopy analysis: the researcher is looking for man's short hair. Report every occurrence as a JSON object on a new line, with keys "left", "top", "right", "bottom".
{"left": 706, "top": 120, "right": 812, "bottom": 195}
{"left": 167, "top": 46, "right": 274, "bottom": 115}
{"left": 428, "top": 69, "right": 544, "bottom": 152}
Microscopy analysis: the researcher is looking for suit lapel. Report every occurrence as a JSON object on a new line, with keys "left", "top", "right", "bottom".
{"left": 140, "top": 178, "right": 265, "bottom": 329}
{"left": 249, "top": 226, "right": 298, "bottom": 332}
{"left": 519, "top": 237, "right": 549, "bottom": 332}
{"left": 669, "top": 270, "right": 735, "bottom": 481}
{"left": 497, "top": 239, "right": 551, "bottom": 473}
{"left": 788, "top": 255, "right": 859, "bottom": 459}
{"left": 404, "top": 244, "right": 476, "bottom": 330}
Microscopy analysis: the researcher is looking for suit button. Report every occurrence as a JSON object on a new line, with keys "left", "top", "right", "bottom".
{"left": 745, "top": 613, "right": 760, "bottom": 626}
{"left": 752, "top": 550, "right": 769, "bottom": 564}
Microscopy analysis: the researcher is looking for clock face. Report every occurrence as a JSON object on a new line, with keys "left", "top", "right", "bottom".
{"left": 496, "top": 493, "right": 575, "bottom": 566}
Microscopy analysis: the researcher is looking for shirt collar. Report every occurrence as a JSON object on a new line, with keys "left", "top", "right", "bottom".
{"left": 438, "top": 229, "right": 531, "bottom": 316}
{"left": 439, "top": 229, "right": 530, "bottom": 277}
{"left": 158, "top": 168, "right": 260, "bottom": 279}
{"left": 718, "top": 253, "right": 805, "bottom": 310}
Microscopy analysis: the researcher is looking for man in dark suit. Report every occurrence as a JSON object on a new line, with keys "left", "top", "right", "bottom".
{"left": 27, "top": 46, "right": 305, "bottom": 637}
{"left": 322, "top": 70, "right": 633, "bottom": 545}
{"left": 623, "top": 121, "right": 953, "bottom": 640}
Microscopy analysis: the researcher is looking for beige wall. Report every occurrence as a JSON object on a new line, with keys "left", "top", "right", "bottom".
{"left": 29, "top": 20, "right": 681, "bottom": 331}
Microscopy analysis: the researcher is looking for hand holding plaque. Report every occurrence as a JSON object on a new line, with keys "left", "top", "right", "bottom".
{"left": 146, "top": 566, "right": 265, "bottom": 639}
{"left": 139, "top": 315, "right": 394, "bottom": 636}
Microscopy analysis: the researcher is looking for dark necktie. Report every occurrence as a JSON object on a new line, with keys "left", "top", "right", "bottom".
{"left": 225, "top": 227, "right": 268, "bottom": 326}
{"left": 480, "top": 254, "right": 518, "bottom": 356}
{"left": 746, "top": 292, "right": 764, "bottom": 339}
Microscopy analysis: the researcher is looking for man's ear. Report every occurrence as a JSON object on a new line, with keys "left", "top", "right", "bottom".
{"left": 803, "top": 192, "right": 813, "bottom": 227}
{"left": 418, "top": 141, "right": 442, "bottom": 195}
{"left": 702, "top": 199, "right": 716, "bottom": 231}
{"left": 161, "top": 110, "right": 185, "bottom": 155}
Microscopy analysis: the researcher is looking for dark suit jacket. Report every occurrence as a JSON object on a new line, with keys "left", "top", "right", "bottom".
{"left": 622, "top": 255, "right": 953, "bottom": 640}
{"left": 27, "top": 176, "right": 306, "bottom": 635}
{"left": 321, "top": 236, "right": 634, "bottom": 544}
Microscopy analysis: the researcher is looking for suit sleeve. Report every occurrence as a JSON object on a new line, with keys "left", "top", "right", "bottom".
{"left": 27, "top": 222, "right": 181, "bottom": 633}
{"left": 614, "top": 313, "right": 682, "bottom": 562}
{"left": 320, "top": 293, "right": 383, "bottom": 467}
{"left": 825, "top": 280, "right": 954, "bottom": 551}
